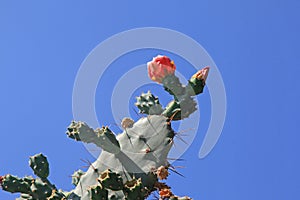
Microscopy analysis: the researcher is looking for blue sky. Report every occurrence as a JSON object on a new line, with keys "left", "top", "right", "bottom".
{"left": 1, "top": 1, "right": 300, "bottom": 199}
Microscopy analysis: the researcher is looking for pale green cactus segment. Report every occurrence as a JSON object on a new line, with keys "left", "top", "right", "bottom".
{"left": 135, "top": 91, "right": 164, "bottom": 115}
{"left": 162, "top": 74, "right": 185, "bottom": 98}
{"left": 29, "top": 153, "right": 49, "bottom": 179}
{"left": 95, "top": 126, "right": 121, "bottom": 154}
{"left": 73, "top": 115, "right": 174, "bottom": 199}
{"left": 66, "top": 121, "right": 120, "bottom": 154}
{"left": 66, "top": 121, "right": 94, "bottom": 142}
{"left": 175, "top": 95, "right": 197, "bottom": 119}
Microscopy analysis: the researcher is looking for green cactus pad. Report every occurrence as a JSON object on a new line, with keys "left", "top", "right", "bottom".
{"left": 29, "top": 178, "right": 53, "bottom": 199}
{"left": 29, "top": 153, "right": 49, "bottom": 179}
{"left": 135, "top": 91, "right": 164, "bottom": 115}
{"left": 123, "top": 178, "right": 147, "bottom": 200}
{"left": 162, "top": 100, "right": 181, "bottom": 119}
{"left": 186, "top": 76, "right": 205, "bottom": 96}
{"left": 1, "top": 175, "right": 32, "bottom": 194}
{"left": 1, "top": 155, "right": 67, "bottom": 200}
{"left": 47, "top": 190, "right": 67, "bottom": 200}
{"left": 162, "top": 96, "right": 197, "bottom": 121}
{"left": 88, "top": 185, "right": 108, "bottom": 200}
{"left": 98, "top": 169, "right": 123, "bottom": 191}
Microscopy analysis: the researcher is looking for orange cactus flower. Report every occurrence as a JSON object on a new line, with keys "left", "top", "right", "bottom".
{"left": 159, "top": 188, "right": 173, "bottom": 198}
{"left": 147, "top": 55, "right": 176, "bottom": 83}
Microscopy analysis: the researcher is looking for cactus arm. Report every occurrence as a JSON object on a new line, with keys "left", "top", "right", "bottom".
{"left": 135, "top": 91, "right": 164, "bottom": 115}
{"left": 161, "top": 73, "right": 206, "bottom": 120}
{"left": 66, "top": 121, "right": 120, "bottom": 154}
{"left": 135, "top": 67, "right": 208, "bottom": 121}
{"left": 0, "top": 154, "right": 67, "bottom": 200}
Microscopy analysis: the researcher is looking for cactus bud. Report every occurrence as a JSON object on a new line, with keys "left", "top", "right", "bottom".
{"left": 156, "top": 166, "right": 169, "bottom": 180}
{"left": 187, "top": 66, "right": 210, "bottom": 96}
{"left": 192, "top": 66, "right": 210, "bottom": 82}
{"left": 121, "top": 118, "right": 134, "bottom": 129}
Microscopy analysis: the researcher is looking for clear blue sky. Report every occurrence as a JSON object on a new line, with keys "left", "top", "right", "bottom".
{"left": 1, "top": 1, "right": 300, "bottom": 199}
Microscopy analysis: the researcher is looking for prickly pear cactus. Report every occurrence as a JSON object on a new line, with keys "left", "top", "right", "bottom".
{"left": 0, "top": 55, "right": 209, "bottom": 200}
